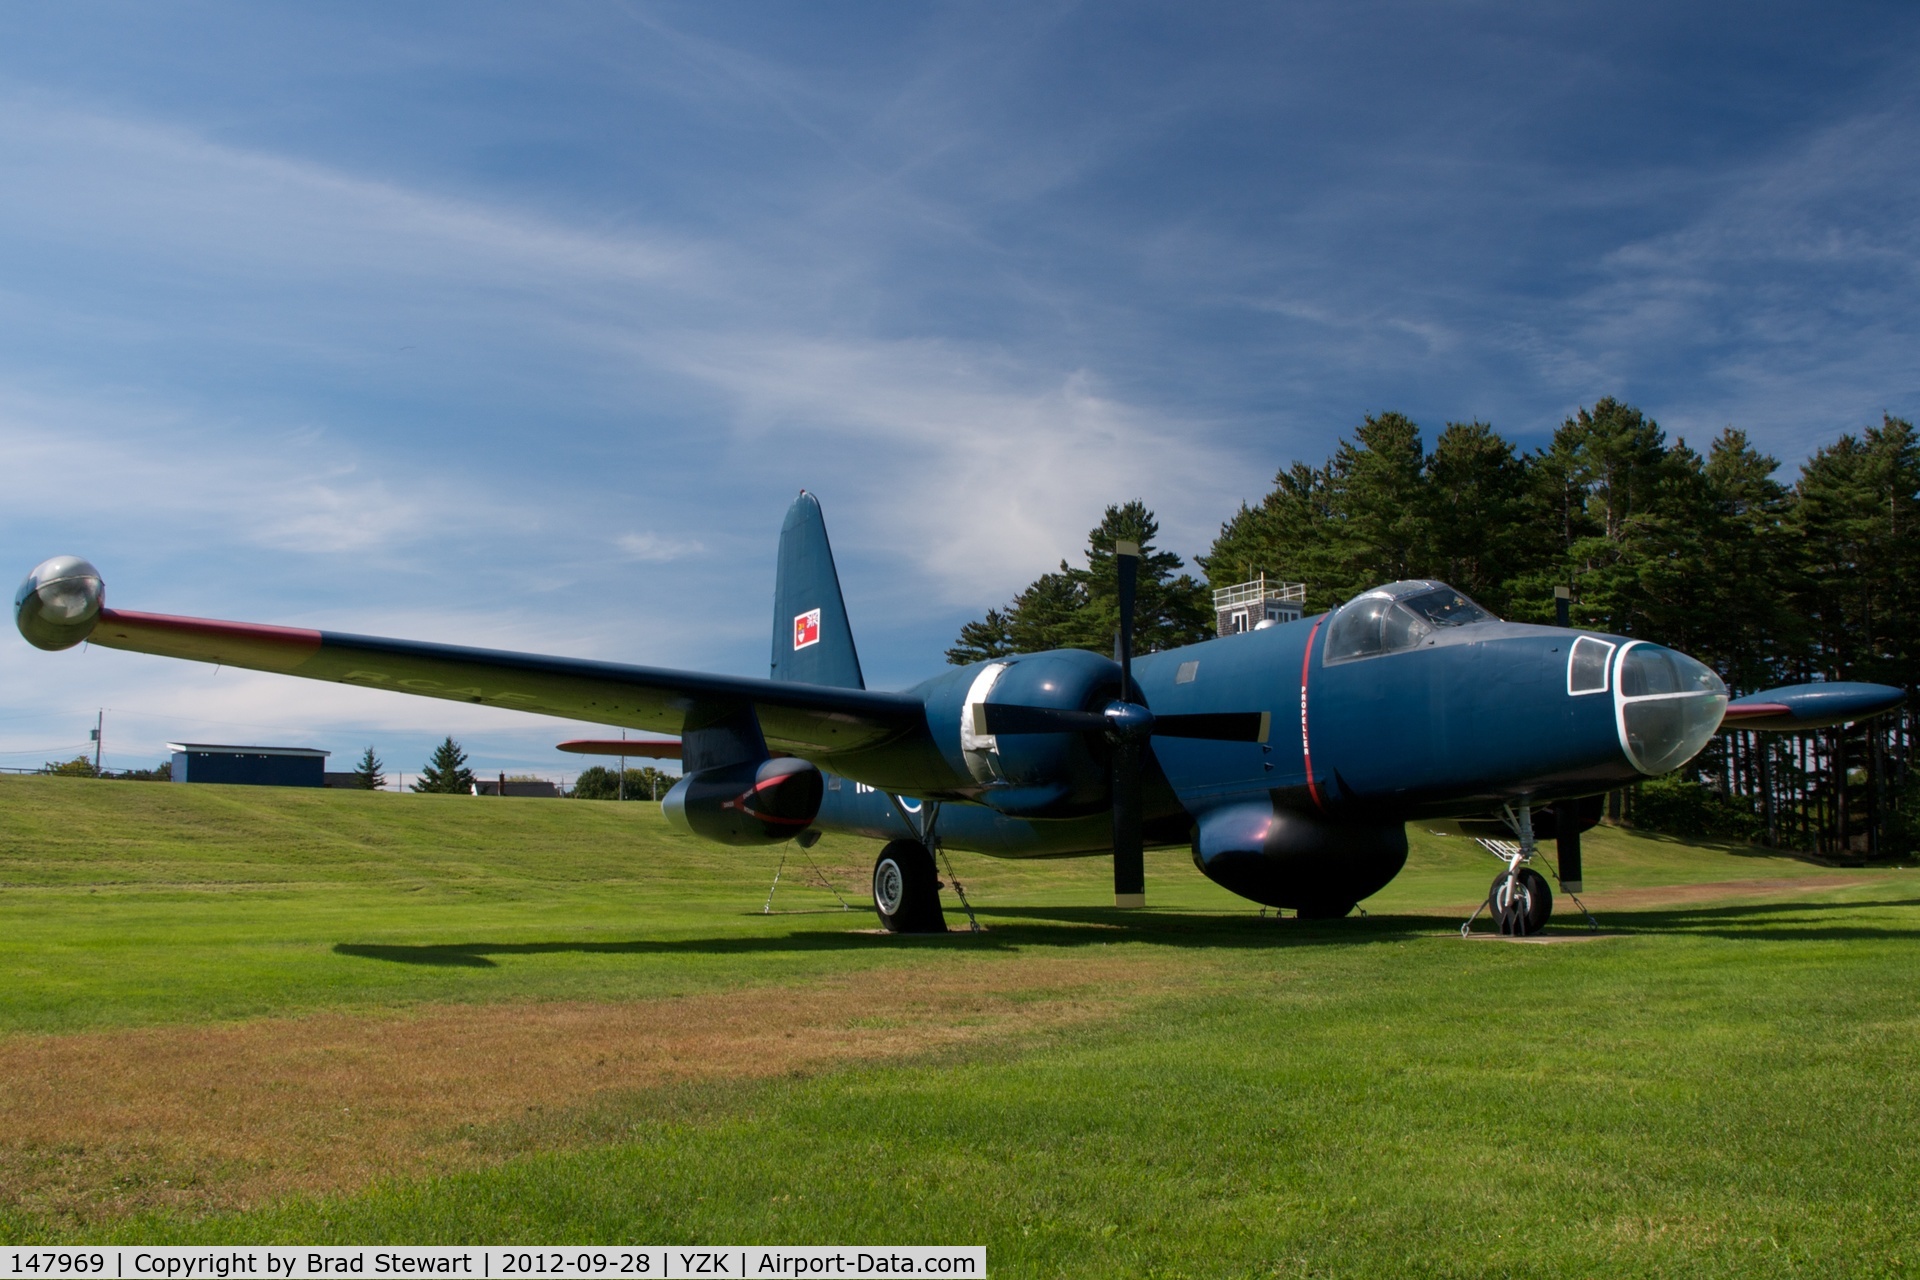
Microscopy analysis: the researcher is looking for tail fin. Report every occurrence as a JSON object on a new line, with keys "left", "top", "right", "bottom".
{"left": 771, "top": 491, "right": 865, "bottom": 689}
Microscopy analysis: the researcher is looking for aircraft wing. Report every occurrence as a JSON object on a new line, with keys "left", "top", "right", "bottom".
{"left": 1721, "top": 681, "right": 1904, "bottom": 731}
{"left": 79, "top": 607, "right": 926, "bottom": 756}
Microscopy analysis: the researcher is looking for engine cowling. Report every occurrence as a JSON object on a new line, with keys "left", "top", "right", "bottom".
{"left": 663, "top": 757, "right": 824, "bottom": 845}
{"left": 1192, "top": 799, "right": 1407, "bottom": 914}
{"left": 960, "top": 648, "right": 1118, "bottom": 819}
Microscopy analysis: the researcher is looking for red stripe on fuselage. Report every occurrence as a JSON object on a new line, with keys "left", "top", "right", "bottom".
{"left": 1300, "top": 615, "right": 1325, "bottom": 812}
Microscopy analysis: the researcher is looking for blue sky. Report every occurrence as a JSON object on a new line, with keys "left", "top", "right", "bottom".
{"left": 1, "top": 2, "right": 1916, "bottom": 782}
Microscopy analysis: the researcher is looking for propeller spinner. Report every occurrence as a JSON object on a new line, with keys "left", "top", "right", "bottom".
{"left": 970, "top": 542, "right": 1270, "bottom": 907}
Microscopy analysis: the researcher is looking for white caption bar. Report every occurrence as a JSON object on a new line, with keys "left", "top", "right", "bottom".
{"left": 1, "top": 1249, "right": 985, "bottom": 1280}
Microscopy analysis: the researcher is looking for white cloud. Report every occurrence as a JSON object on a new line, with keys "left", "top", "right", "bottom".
{"left": 0, "top": 386, "right": 478, "bottom": 557}
{"left": 614, "top": 531, "right": 704, "bottom": 562}
{"left": 1552, "top": 103, "right": 1920, "bottom": 453}
{"left": 650, "top": 333, "right": 1245, "bottom": 602}
{"left": 0, "top": 94, "right": 703, "bottom": 295}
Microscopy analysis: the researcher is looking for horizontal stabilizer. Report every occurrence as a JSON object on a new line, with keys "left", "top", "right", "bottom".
{"left": 557, "top": 739, "right": 683, "bottom": 759}
{"left": 1722, "top": 682, "right": 1903, "bottom": 731}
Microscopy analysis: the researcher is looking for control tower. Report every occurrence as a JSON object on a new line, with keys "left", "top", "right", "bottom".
{"left": 1213, "top": 575, "right": 1306, "bottom": 637}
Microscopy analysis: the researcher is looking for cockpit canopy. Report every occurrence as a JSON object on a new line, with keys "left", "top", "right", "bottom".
{"left": 1323, "top": 581, "right": 1494, "bottom": 664}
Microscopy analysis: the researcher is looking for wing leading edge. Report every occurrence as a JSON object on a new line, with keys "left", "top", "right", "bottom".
{"left": 73, "top": 604, "right": 926, "bottom": 757}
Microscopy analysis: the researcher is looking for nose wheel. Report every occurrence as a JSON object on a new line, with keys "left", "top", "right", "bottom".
{"left": 1460, "top": 802, "right": 1597, "bottom": 937}
{"left": 1491, "top": 866, "right": 1553, "bottom": 935}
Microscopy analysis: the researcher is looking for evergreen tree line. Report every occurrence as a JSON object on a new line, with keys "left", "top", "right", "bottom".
{"left": 950, "top": 400, "right": 1920, "bottom": 858}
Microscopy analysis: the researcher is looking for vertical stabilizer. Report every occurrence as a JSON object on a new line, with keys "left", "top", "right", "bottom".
{"left": 771, "top": 491, "right": 865, "bottom": 689}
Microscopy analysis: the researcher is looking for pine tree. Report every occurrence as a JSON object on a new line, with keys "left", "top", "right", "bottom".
{"left": 1794, "top": 414, "right": 1920, "bottom": 688}
{"left": 1327, "top": 412, "right": 1433, "bottom": 592}
{"left": 945, "top": 608, "right": 1015, "bottom": 664}
{"left": 1536, "top": 398, "right": 1675, "bottom": 637}
{"left": 944, "top": 502, "right": 1210, "bottom": 663}
{"left": 1424, "top": 421, "right": 1533, "bottom": 616}
{"left": 1060, "top": 502, "right": 1214, "bottom": 655}
{"left": 412, "top": 737, "right": 475, "bottom": 794}
{"left": 351, "top": 745, "right": 385, "bottom": 790}
{"left": 1202, "top": 461, "right": 1345, "bottom": 613}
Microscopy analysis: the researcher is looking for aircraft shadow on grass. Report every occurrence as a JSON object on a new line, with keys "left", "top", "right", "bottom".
{"left": 331, "top": 896, "right": 1920, "bottom": 967}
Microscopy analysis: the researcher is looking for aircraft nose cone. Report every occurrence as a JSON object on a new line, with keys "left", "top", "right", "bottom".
{"left": 15, "top": 556, "right": 104, "bottom": 651}
{"left": 1617, "top": 643, "right": 1728, "bottom": 775}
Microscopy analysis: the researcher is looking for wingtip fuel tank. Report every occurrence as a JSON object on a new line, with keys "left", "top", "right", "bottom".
{"left": 15, "top": 556, "right": 104, "bottom": 651}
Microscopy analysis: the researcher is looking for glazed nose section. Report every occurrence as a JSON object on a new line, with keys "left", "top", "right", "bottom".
{"left": 1616, "top": 643, "right": 1727, "bottom": 775}
{"left": 15, "top": 556, "right": 105, "bottom": 651}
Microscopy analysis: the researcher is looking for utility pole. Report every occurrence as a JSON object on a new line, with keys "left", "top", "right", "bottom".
{"left": 90, "top": 709, "right": 103, "bottom": 775}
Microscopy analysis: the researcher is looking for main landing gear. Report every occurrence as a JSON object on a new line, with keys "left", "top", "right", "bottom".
{"left": 871, "top": 839, "right": 948, "bottom": 933}
{"left": 871, "top": 798, "right": 984, "bottom": 935}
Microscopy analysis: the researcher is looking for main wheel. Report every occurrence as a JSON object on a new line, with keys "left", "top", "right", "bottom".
{"left": 1491, "top": 867, "right": 1553, "bottom": 935}
{"left": 872, "top": 840, "right": 947, "bottom": 934}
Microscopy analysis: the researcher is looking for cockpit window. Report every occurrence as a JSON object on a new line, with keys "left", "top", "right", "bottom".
{"left": 1568, "top": 635, "right": 1614, "bottom": 695}
{"left": 1322, "top": 581, "right": 1491, "bottom": 665}
{"left": 1398, "top": 586, "right": 1492, "bottom": 628}
{"left": 1324, "top": 595, "right": 1430, "bottom": 663}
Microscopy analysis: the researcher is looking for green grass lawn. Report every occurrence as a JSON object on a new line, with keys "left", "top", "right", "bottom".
{"left": 1, "top": 775, "right": 1917, "bottom": 1276}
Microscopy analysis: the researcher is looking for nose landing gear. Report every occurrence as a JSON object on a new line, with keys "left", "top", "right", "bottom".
{"left": 1460, "top": 802, "right": 1598, "bottom": 937}
{"left": 1491, "top": 865, "right": 1553, "bottom": 935}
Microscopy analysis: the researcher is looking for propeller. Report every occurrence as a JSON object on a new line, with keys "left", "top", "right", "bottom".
{"left": 972, "top": 540, "right": 1270, "bottom": 907}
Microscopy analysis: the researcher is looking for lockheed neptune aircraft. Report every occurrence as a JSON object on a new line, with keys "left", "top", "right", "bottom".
{"left": 15, "top": 493, "right": 1903, "bottom": 934}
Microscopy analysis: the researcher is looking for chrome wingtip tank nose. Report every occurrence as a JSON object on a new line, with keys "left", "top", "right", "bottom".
{"left": 15, "top": 556, "right": 104, "bottom": 651}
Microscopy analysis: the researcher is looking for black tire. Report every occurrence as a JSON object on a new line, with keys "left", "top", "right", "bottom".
{"left": 1516, "top": 868, "right": 1552, "bottom": 932}
{"left": 872, "top": 840, "right": 947, "bottom": 934}
{"left": 1491, "top": 867, "right": 1553, "bottom": 935}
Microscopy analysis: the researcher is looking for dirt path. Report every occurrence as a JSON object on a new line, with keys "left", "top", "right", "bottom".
{"left": 0, "top": 954, "right": 1178, "bottom": 1223}
{"left": 1571, "top": 872, "right": 1902, "bottom": 911}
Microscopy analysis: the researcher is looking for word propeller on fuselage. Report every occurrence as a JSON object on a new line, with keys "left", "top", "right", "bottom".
{"left": 968, "top": 542, "right": 1272, "bottom": 906}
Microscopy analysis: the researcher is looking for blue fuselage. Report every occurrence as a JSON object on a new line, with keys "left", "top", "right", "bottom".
{"left": 806, "top": 613, "right": 1672, "bottom": 860}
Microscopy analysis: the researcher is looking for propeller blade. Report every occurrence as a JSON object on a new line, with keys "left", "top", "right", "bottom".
{"left": 972, "top": 702, "right": 1107, "bottom": 736}
{"left": 1110, "top": 539, "right": 1144, "bottom": 907}
{"left": 1150, "top": 711, "right": 1271, "bottom": 743}
{"left": 1111, "top": 738, "right": 1144, "bottom": 908}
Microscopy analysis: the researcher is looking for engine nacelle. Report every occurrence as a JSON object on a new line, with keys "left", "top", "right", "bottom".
{"left": 960, "top": 648, "right": 1118, "bottom": 819}
{"left": 663, "top": 757, "right": 824, "bottom": 846}
{"left": 1192, "top": 799, "right": 1407, "bottom": 915}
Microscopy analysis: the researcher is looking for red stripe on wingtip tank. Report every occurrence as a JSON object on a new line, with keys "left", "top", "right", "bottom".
{"left": 1300, "top": 615, "right": 1325, "bottom": 812}
{"left": 1720, "top": 702, "right": 1792, "bottom": 720}
{"left": 556, "top": 739, "right": 685, "bottom": 758}
{"left": 93, "top": 608, "right": 324, "bottom": 672}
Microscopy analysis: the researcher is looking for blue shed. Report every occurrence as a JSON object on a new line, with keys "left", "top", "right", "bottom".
{"left": 168, "top": 743, "right": 329, "bottom": 787}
